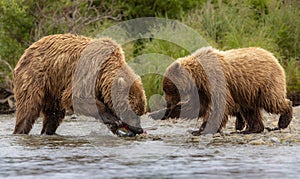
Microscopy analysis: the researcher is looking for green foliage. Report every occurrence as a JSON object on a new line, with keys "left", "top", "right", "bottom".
{"left": 118, "top": 0, "right": 202, "bottom": 19}
{"left": 263, "top": 0, "right": 300, "bottom": 60}
{"left": 284, "top": 58, "right": 300, "bottom": 92}
{"left": 0, "top": 0, "right": 121, "bottom": 86}
{"left": 0, "top": 0, "right": 33, "bottom": 66}
{"left": 183, "top": 0, "right": 279, "bottom": 52}
{"left": 0, "top": 0, "right": 122, "bottom": 64}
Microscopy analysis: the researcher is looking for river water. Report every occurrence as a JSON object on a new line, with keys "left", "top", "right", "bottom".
{"left": 1, "top": 110, "right": 300, "bottom": 178}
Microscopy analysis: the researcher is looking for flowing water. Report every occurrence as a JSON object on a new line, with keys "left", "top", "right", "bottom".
{"left": 1, "top": 108, "right": 300, "bottom": 179}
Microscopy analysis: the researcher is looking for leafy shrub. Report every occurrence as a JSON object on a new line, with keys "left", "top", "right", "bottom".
{"left": 0, "top": 0, "right": 121, "bottom": 83}
{"left": 0, "top": 0, "right": 33, "bottom": 66}
{"left": 118, "top": 0, "right": 202, "bottom": 19}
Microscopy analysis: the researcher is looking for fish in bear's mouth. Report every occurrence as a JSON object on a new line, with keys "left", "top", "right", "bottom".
{"left": 95, "top": 99, "right": 144, "bottom": 137}
{"left": 115, "top": 123, "right": 144, "bottom": 137}
{"left": 103, "top": 117, "right": 144, "bottom": 137}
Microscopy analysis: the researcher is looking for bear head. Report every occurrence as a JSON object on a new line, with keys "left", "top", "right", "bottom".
{"left": 163, "top": 61, "right": 198, "bottom": 107}
{"left": 109, "top": 62, "right": 147, "bottom": 134}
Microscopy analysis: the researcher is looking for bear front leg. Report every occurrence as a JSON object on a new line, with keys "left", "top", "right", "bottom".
{"left": 95, "top": 99, "right": 121, "bottom": 133}
{"left": 191, "top": 109, "right": 210, "bottom": 136}
{"left": 192, "top": 114, "right": 228, "bottom": 136}
{"left": 41, "top": 99, "right": 65, "bottom": 135}
{"left": 191, "top": 121, "right": 207, "bottom": 136}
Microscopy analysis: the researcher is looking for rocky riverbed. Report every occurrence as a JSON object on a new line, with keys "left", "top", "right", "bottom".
{"left": 136, "top": 106, "right": 300, "bottom": 146}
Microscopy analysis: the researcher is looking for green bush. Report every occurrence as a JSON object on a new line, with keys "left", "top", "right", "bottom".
{"left": 0, "top": 0, "right": 121, "bottom": 85}
{"left": 0, "top": 0, "right": 33, "bottom": 66}
{"left": 183, "top": 0, "right": 279, "bottom": 52}
{"left": 0, "top": 0, "right": 123, "bottom": 63}
{"left": 263, "top": 0, "right": 300, "bottom": 60}
{"left": 118, "top": 0, "right": 202, "bottom": 19}
{"left": 284, "top": 58, "right": 300, "bottom": 92}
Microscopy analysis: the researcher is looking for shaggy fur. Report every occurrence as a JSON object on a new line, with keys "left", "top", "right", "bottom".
{"left": 160, "top": 47, "right": 293, "bottom": 135}
{"left": 13, "top": 34, "right": 146, "bottom": 135}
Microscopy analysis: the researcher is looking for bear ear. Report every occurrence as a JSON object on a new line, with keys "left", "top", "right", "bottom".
{"left": 173, "top": 62, "right": 180, "bottom": 69}
{"left": 117, "top": 77, "right": 126, "bottom": 87}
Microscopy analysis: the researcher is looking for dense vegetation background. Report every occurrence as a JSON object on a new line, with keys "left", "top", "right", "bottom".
{"left": 0, "top": 0, "right": 299, "bottom": 109}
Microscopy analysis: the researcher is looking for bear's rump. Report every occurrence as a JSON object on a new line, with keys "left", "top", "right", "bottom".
{"left": 225, "top": 48, "right": 286, "bottom": 109}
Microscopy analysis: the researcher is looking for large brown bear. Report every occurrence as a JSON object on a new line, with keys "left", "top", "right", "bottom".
{"left": 13, "top": 34, "right": 147, "bottom": 136}
{"left": 152, "top": 47, "right": 293, "bottom": 135}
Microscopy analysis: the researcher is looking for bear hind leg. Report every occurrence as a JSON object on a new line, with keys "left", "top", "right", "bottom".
{"left": 264, "top": 99, "right": 293, "bottom": 131}
{"left": 41, "top": 99, "right": 65, "bottom": 135}
{"left": 13, "top": 90, "right": 44, "bottom": 134}
{"left": 235, "top": 112, "right": 246, "bottom": 131}
{"left": 277, "top": 99, "right": 293, "bottom": 129}
{"left": 13, "top": 104, "right": 42, "bottom": 134}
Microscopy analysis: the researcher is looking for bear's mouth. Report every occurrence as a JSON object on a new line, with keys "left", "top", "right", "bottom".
{"left": 115, "top": 123, "right": 144, "bottom": 137}
{"left": 104, "top": 119, "right": 144, "bottom": 137}
{"left": 95, "top": 99, "right": 143, "bottom": 137}
{"left": 126, "top": 124, "right": 144, "bottom": 135}
{"left": 115, "top": 112, "right": 144, "bottom": 137}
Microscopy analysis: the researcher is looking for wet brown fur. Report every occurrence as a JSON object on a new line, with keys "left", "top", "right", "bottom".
{"left": 161, "top": 47, "right": 293, "bottom": 135}
{"left": 13, "top": 34, "right": 146, "bottom": 135}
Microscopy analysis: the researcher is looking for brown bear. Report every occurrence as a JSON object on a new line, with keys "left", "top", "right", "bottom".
{"left": 13, "top": 34, "right": 147, "bottom": 136}
{"left": 152, "top": 47, "right": 293, "bottom": 135}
